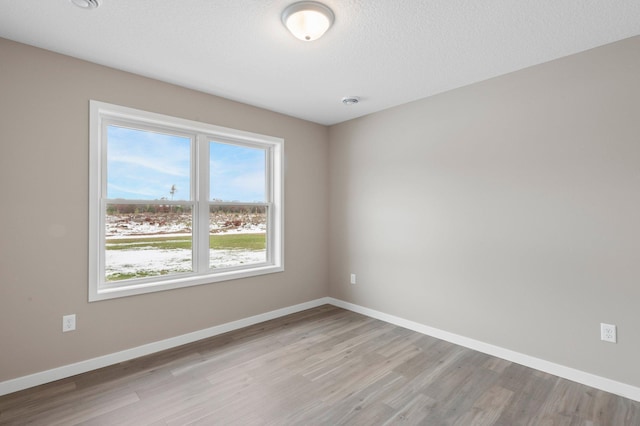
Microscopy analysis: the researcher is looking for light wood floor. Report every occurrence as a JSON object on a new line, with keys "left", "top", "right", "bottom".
{"left": 1, "top": 305, "right": 639, "bottom": 425}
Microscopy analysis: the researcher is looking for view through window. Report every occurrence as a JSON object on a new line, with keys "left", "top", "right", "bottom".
{"left": 89, "top": 101, "right": 283, "bottom": 301}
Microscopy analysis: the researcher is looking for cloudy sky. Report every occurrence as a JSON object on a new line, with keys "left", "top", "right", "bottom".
{"left": 107, "top": 125, "right": 265, "bottom": 203}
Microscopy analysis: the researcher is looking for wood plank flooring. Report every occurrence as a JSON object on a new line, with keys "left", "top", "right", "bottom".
{"left": 1, "top": 305, "right": 639, "bottom": 425}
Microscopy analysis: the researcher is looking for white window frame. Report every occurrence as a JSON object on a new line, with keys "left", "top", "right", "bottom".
{"left": 89, "top": 100, "right": 284, "bottom": 301}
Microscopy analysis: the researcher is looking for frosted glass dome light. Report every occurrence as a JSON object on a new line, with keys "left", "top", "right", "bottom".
{"left": 282, "top": 1, "right": 334, "bottom": 41}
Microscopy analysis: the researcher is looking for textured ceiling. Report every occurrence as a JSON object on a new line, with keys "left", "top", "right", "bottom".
{"left": 1, "top": 1, "right": 638, "bottom": 125}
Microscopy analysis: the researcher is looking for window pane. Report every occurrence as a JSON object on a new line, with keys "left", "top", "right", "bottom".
{"left": 105, "top": 204, "right": 193, "bottom": 281}
{"left": 107, "top": 125, "right": 191, "bottom": 201}
{"left": 210, "top": 141, "right": 266, "bottom": 202}
{"left": 209, "top": 205, "right": 267, "bottom": 269}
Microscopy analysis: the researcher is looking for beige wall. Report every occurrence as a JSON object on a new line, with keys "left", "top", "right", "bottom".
{"left": 329, "top": 36, "right": 640, "bottom": 387}
{"left": 2, "top": 34, "right": 640, "bottom": 390}
{"left": 0, "top": 38, "right": 329, "bottom": 381}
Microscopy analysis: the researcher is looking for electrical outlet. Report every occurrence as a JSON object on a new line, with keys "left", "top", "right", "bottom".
{"left": 350, "top": 273, "right": 356, "bottom": 284}
{"left": 63, "top": 314, "right": 76, "bottom": 332}
{"left": 600, "top": 323, "right": 616, "bottom": 343}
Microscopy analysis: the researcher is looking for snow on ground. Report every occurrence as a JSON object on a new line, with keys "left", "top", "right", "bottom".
{"left": 105, "top": 213, "right": 267, "bottom": 281}
{"left": 106, "top": 248, "right": 266, "bottom": 280}
{"left": 106, "top": 213, "right": 266, "bottom": 238}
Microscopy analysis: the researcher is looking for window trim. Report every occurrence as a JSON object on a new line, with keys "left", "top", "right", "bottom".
{"left": 89, "top": 100, "right": 284, "bottom": 301}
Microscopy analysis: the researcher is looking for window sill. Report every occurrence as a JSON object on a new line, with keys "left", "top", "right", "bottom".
{"left": 89, "top": 265, "right": 285, "bottom": 302}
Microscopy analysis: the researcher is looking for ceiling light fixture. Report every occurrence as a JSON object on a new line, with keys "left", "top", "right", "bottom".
{"left": 282, "top": 1, "right": 334, "bottom": 41}
{"left": 70, "top": 0, "right": 100, "bottom": 8}
{"left": 342, "top": 96, "right": 360, "bottom": 105}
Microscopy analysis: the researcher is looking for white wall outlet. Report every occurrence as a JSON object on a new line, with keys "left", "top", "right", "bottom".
{"left": 600, "top": 323, "right": 616, "bottom": 343}
{"left": 350, "top": 273, "right": 356, "bottom": 285}
{"left": 63, "top": 314, "right": 76, "bottom": 332}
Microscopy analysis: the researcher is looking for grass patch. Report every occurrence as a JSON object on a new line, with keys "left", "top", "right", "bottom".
{"left": 210, "top": 233, "right": 265, "bottom": 250}
{"left": 106, "top": 233, "right": 265, "bottom": 251}
{"left": 107, "top": 269, "right": 188, "bottom": 281}
{"left": 106, "top": 237, "right": 192, "bottom": 251}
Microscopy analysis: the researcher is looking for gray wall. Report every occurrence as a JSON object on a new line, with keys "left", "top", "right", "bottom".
{"left": 0, "top": 38, "right": 329, "bottom": 381}
{"left": 329, "top": 36, "right": 640, "bottom": 387}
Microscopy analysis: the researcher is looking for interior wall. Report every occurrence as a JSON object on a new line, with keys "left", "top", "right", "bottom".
{"left": 328, "top": 36, "right": 640, "bottom": 387}
{"left": 0, "top": 38, "right": 329, "bottom": 382}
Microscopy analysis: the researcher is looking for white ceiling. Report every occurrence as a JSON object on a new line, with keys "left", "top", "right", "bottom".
{"left": 1, "top": 1, "right": 638, "bottom": 125}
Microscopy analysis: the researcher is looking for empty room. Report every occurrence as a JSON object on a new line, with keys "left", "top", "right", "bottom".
{"left": 1, "top": 1, "right": 639, "bottom": 424}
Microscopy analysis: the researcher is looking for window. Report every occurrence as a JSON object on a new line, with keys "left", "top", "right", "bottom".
{"left": 89, "top": 101, "right": 283, "bottom": 301}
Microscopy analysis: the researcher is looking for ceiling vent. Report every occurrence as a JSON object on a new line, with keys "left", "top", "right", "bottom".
{"left": 70, "top": 0, "right": 100, "bottom": 9}
{"left": 342, "top": 96, "right": 360, "bottom": 105}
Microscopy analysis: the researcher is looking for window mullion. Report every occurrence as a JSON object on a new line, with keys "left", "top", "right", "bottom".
{"left": 196, "top": 135, "right": 210, "bottom": 273}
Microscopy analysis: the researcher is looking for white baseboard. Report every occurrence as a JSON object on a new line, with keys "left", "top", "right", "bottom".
{"left": 0, "top": 297, "right": 331, "bottom": 397}
{"left": 327, "top": 297, "right": 640, "bottom": 403}
{"left": 3, "top": 296, "right": 639, "bottom": 403}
